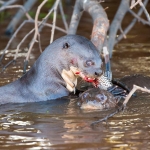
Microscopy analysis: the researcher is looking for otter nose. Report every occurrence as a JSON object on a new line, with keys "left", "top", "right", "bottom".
{"left": 95, "top": 70, "right": 102, "bottom": 76}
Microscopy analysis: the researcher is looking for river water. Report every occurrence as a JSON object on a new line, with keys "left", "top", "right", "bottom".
{"left": 0, "top": 1, "right": 150, "bottom": 149}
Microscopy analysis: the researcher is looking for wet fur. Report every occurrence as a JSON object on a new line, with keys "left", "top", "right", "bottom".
{"left": 119, "top": 74, "right": 150, "bottom": 90}
{"left": 0, "top": 35, "right": 102, "bottom": 104}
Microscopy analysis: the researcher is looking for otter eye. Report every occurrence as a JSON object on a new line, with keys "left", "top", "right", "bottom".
{"left": 86, "top": 60, "right": 95, "bottom": 67}
{"left": 63, "top": 42, "right": 70, "bottom": 49}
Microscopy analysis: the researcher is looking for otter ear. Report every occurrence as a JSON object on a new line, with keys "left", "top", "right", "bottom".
{"left": 63, "top": 42, "right": 70, "bottom": 49}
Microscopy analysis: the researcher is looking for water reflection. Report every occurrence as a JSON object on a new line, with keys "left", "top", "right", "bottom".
{"left": 112, "top": 43, "right": 150, "bottom": 79}
{"left": 0, "top": 113, "right": 51, "bottom": 149}
{"left": 0, "top": 85, "right": 149, "bottom": 149}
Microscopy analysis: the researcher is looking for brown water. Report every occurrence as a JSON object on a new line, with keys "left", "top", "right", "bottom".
{"left": 0, "top": 1, "right": 150, "bottom": 149}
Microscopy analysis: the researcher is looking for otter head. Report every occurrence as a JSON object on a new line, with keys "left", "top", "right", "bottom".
{"left": 78, "top": 88, "right": 117, "bottom": 110}
{"left": 59, "top": 35, "right": 103, "bottom": 92}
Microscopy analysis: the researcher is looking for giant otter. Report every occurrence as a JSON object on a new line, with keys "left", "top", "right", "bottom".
{"left": 77, "top": 77, "right": 128, "bottom": 110}
{"left": 78, "top": 88, "right": 118, "bottom": 110}
{"left": 0, "top": 35, "right": 103, "bottom": 105}
{"left": 78, "top": 74, "right": 150, "bottom": 110}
